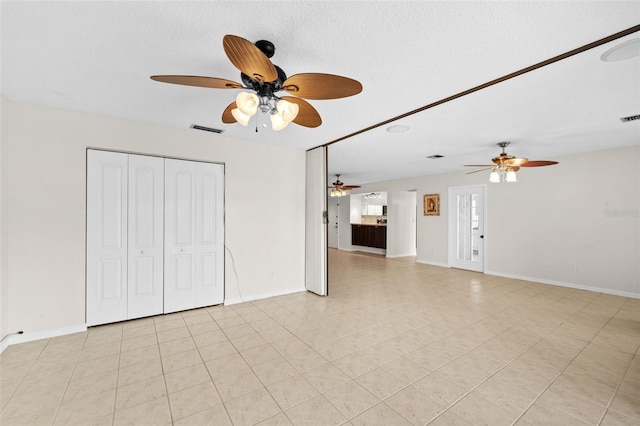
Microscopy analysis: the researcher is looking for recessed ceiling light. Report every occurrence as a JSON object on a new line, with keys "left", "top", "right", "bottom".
{"left": 386, "top": 125, "right": 409, "bottom": 133}
{"left": 600, "top": 38, "right": 640, "bottom": 62}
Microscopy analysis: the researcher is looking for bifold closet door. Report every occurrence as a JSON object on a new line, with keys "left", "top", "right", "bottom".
{"left": 127, "top": 154, "right": 164, "bottom": 319}
{"left": 87, "top": 150, "right": 129, "bottom": 326}
{"left": 164, "top": 159, "right": 224, "bottom": 313}
{"left": 87, "top": 151, "right": 164, "bottom": 326}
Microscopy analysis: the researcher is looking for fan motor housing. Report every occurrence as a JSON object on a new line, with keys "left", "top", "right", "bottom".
{"left": 241, "top": 65, "right": 286, "bottom": 95}
{"left": 255, "top": 40, "right": 275, "bottom": 58}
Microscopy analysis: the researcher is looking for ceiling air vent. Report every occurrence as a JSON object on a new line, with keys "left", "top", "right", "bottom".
{"left": 427, "top": 154, "right": 444, "bottom": 159}
{"left": 190, "top": 124, "right": 224, "bottom": 134}
{"left": 620, "top": 114, "right": 640, "bottom": 123}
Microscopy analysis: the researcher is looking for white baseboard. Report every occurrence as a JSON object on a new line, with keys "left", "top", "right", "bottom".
{"left": 0, "top": 337, "right": 11, "bottom": 354}
{"left": 484, "top": 270, "right": 640, "bottom": 300}
{"left": 351, "top": 247, "right": 386, "bottom": 256}
{"left": 416, "top": 258, "right": 450, "bottom": 268}
{"left": 0, "top": 324, "right": 88, "bottom": 354}
{"left": 224, "top": 286, "right": 306, "bottom": 306}
{"left": 386, "top": 252, "right": 417, "bottom": 259}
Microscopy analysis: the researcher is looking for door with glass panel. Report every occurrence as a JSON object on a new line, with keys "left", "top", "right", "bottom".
{"left": 449, "top": 186, "right": 485, "bottom": 272}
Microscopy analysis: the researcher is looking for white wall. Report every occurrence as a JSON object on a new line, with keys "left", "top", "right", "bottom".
{"left": 1, "top": 96, "right": 9, "bottom": 344}
{"left": 354, "top": 145, "right": 640, "bottom": 298}
{"left": 2, "top": 99, "right": 306, "bottom": 342}
{"left": 386, "top": 191, "right": 417, "bottom": 258}
{"left": 338, "top": 195, "right": 355, "bottom": 251}
{"left": 349, "top": 194, "right": 362, "bottom": 224}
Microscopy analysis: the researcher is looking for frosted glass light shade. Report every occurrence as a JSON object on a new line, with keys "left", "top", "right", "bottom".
{"left": 506, "top": 170, "right": 517, "bottom": 182}
{"left": 231, "top": 108, "right": 252, "bottom": 126}
{"left": 489, "top": 171, "right": 501, "bottom": 183}
{"left": 271, "top": 99, "right": 299, "bottom": 131}
{"left": 277, "top": 99, "right": 299, "bottom": 123}
{"left": 235, "top": 92, "right": 259, "bottom": 115}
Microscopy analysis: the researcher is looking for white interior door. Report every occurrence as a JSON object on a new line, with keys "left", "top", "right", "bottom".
{"left": 86, "top": 150, "right": 128, "bottom": 326}
{"left": 127, "top": 154, "right": 164, "bottom": 319}
{"left": 449, "top": 185, "right": 485, "bottom": 272}
{"left": 164, "top": 159, "right": 197, "bottom": 313}
{"left": 164, "top": 159, "right": 224, "bottom": 313}
{"left": 194, "top": 161, "right": 224, "bottom": 308}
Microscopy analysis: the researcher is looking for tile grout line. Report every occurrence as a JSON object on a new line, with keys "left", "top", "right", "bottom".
{"left": 0, "top": 339, "right": 48, "bottom": 421}
{"left": 154, "top": 317, "right": 176, "bottom": 425}
{"left": 110, "top": 327, "right": 123, "bottom": 426}
{"left": 189, "top": 308, "right": 237, "bottom": 425}
{"left": 422, "top": 290, "right": 596, "bottom": 425}
{"left": 510, "top": 296, "right": 629, "bottom": 425}
{"left": 248, "top": 301, "right": 303, "bottom": 426}
{"left": 595, "top": 299, "right": 639, "bottom": 426}
{"left": 596, "top": 355, "right": 636, "bottom": 426}
{"left": 48, "top": 334, "right": 86, "bottom": 426}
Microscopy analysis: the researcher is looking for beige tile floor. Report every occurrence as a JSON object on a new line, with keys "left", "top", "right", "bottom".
{"left": 1, "top": 249, "right": 639, "bottom": 425}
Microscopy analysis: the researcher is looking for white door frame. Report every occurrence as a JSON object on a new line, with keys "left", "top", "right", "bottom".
{"left": 448, "top": 185, "right": 487, "bottom": 272}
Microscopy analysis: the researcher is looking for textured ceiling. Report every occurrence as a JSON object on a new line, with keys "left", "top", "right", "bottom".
{"left": 2, "top": 1, "right": 639, "bottom": 186}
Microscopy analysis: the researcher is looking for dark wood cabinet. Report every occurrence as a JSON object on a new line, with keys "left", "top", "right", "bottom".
{"left": 351, "top": 225, "right": 386, "bottom": 249}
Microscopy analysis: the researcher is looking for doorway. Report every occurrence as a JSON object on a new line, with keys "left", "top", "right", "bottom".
{"left": 327, "top": 197, "right": 339, "bottom": 248}
{"left": 448, "top": 185, "right": 485, "bottom": 272}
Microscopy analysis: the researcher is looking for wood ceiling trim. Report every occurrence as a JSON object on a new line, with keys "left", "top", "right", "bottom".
{"left": 317, "top": 25, "right": 640, "bottom": 150}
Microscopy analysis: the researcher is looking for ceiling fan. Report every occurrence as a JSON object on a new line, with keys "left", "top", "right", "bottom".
{"left": 328, "top": 174, "right": 361, "bottom": 197}
{"left": 465, "top": 142, "right": 558, "bottom": 183}
{"left": 151, "top": 35, "right": 362, "bottom": 131}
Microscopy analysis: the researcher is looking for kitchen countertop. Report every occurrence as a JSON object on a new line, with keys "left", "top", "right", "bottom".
{"left": 351, "top": 223, "right": 387, "bottom": 227}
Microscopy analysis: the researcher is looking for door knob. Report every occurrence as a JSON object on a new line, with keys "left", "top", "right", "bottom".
{"left": 480, "top": 235, "right": 484, "bottom": 239}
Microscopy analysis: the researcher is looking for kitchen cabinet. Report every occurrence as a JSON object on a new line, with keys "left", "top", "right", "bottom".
{"left": 351, "top": 224, "right": 386, "bottom": 249}
{"left": 362, "top": 205, "right": 384, "bottom": 216}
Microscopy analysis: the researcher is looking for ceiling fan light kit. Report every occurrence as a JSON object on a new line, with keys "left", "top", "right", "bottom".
{"left": 330, "top": 188, "right": 347, "bottom": 197}
{"left": 231, "top": 92, "right": 299, "bottom": 130}
{"left": 329, "top": 174, "right": 361, "bottom": 197}
{"left": 465, "top": 141, "right": 558, "bottom": 183}
{"left": 151, "top": 34, "right": 362, "bottom": 132}
{"left": 490, "top": 168, "right": 518, "bottom": 183}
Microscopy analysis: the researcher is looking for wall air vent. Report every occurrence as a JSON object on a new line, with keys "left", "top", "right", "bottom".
{"left": 620, "top": 115, "right": 640, "bottom": 123}
{"left": 190, "top": 124, "right": 225, "bottom": 134}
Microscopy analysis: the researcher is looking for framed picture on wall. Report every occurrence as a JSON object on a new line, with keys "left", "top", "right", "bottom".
{"left": 424, "top": 194, "right": 440, "bottom": 216}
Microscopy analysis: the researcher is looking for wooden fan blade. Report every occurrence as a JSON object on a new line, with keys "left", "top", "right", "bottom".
{"left": 343, "top": 185, "right": 361, "bottom": 190}
{"left": 223, "top": 35, "right": 277, "bottom": 83}
{"left": 465, "top": 167, "right": 493, "bottom": 175}
{"left": 504, "top": 157, "right": 529, "bottom": 167}
{"left": 150, "top": 75, "right": 243, "bottom": 89}
{"left": 283, "top": 73, "right": 362, "bottom": 100}
{"left": 520, "top": 160, "right": 559, "bottom": 167}
{"left": 281, "top": 96, "right": 322, "bottom": 128}
{"left": 222, "top": 102, "right": 237, "bottom": 123}
{"left": 464, "top": 165, "right": 494, "bottom": 167}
